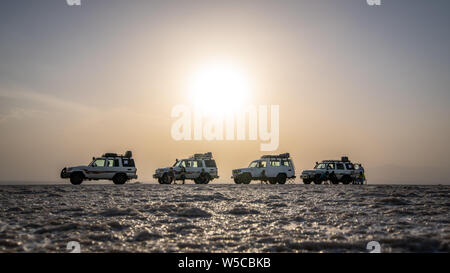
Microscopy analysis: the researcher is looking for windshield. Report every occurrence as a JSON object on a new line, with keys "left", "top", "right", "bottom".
{"left": 314, "top": 163, "right": 326, "bottom": 169}
{"left": 90, "top": 158, "right": 106, "bottom": 167}
{"left": 249, "top": 161, "right": 259, "bottom": 168}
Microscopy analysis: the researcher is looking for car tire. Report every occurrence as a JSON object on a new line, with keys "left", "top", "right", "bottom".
{"left": 203, "top": 174, "right": 211, "bottom": 184}
{"left": 277, "top": 173, "right": 287, "bottom": 184}
{"left": 268, "top": 178, "right": 277, "bottom": 184}
{"left": 241, "top": 173, "right": 252, "bottom": 184}
{"left": 342, "top": 175, "right": 351, "bottom": 185}
{"left": 194, "top": 177, "right": 205, "bottom": 184}
{"left": 113, "top": 173, "right": 127, "bottom": 185}
{"left": 313, "top": 174, "right": 322, "bottom": 184}
{"left": 234, "top": 178, "right": 242, "bottom": 184}
{"left": 70, "top": 172, "right": 83, "bottom": 185}
{"left": 329, "top": 173, "right": 339, "bottom": 184}
{"left": 303, "top": 179, "right": 312, "bottom": 184}
{"left": 161, "top": 173, "right": 172, "bottom": 184}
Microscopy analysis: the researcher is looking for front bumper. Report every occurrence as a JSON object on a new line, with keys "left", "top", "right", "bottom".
{"left": 60, "top": 168, "right": 71, "bottom": 179}
{"left": 300, "top": 173, "right": 312, "bottom": 179}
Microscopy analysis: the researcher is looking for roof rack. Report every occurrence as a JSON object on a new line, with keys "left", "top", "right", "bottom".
{"left": 190, "top": 152, "right": 213, "bottom": 160}
{"left": 261, "top": 153, "right": 290, "bottom": 159}
{"left": 322, "top": 156, "right": 351, "bottom": 163}
{"left": 102, "top": 151, "right": 133, "bottom": 158}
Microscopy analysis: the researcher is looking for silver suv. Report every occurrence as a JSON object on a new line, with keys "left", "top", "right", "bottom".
{"left": 300, "top": 156, "right": 359, "bottom": 184}
{"left": 60, "top": 151, "right": 138, "bottom": 185}
{"left": 232, "top": 153, "right": 296, "bottom": 184}
{"left": 153, "top": 152, "right": 219, "bottom": 184}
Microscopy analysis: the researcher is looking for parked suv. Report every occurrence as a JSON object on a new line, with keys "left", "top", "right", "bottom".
{"left": 60, "top": 151, "right": 138, "bottom": 185}
{"left": 153, "top": 152, "right": 218, "bottom": 184}
{"left": 300, "top": 156, "right": 359, "bottom": 184}
{"left": 232, "top": 153, "right": 296, "bottom": 184}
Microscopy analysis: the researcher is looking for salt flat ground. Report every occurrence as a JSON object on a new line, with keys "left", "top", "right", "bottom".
{"left": 0, "top": 184, "right": 448, "bottom": 253}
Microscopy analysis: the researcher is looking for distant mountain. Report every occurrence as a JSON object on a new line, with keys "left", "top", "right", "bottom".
{"left": 368, "top": 164, "right": 450, "bottom": 185}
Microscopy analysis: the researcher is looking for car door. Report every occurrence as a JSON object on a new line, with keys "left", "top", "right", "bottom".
{"left": 266, "top": 159, "right": 280, "bottom": 177}
{"left": 185, "top": 160, "right": 197, "bottom": 179}
{"left": 88, "top": 158, "right": 108, "bottom": 179}
{"left": 204, "top": 159, "right": 217, "bottom": 177}
{"left": 105, "top": 158, "right": 121, "bottom": 179}
{"left": 335, "top": 163, "right": 346, "bottom": 180}
{"left": 282, "top": 159, "right": 294, "bottom": 178}
{"left": 326, "top": 163, "right": 336, "bottom": 178}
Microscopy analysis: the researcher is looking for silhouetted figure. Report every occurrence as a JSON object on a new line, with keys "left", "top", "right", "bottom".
{"left": 180, "top": 166, "right": 186, "bottom": 184}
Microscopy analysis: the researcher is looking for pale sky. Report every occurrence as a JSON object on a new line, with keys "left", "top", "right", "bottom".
{"left": 0, "top": 0, "right": 449, "bottom": 184}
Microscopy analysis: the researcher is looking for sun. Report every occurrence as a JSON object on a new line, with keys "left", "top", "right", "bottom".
{"left": 188, "top": 62, "right": 250, "bottom": 116}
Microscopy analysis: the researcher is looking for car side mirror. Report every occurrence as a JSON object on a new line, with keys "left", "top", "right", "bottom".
{"left": 93, "top": 157, "right": 95, "bottom": 161}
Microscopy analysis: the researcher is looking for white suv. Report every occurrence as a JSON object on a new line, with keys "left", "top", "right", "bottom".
{"left": 153, "top": 152, "right": 219, "bottom": 184}
{"left": 300, "top": 156, "right": 359, "bottom": 184}
{"left": 60, "top": 151, "right": 138, "bottom": 185}
{"left": 231, "top": 153, "right": 296, "bottom": 184}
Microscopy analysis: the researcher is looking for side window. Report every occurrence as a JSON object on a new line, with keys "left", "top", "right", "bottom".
{"left": 259, "top": 161, "right": 267, "bottom": 168}
{"left": 196, "top": 160, "right": 203, "bottom": 167}
{"left": 122, "top": 158, "right": 135, "bottom": 167}
{"left": 327, "top": 163, "right": 335, "bottom": 170}
{"left": 249, "top": 161, "right": 258, "bottom": 168}
{"left": 336, "top": 163, "right": 344, "bottom": 170}
{"left": 270, "top": 160, "right": 281, "bottom": 167}
{"left": 346, "top": 163, "right": 354, "bottom": 170}
{"left": 107, "top": 159, "right": 113, "bottom": 167}
{"left": 282, "top": 160, "right": 291, "bottom": 167}
{"left": 93, "top": 159, "right": 106, "bottom": 167}
{"left": 191, "top": 161, "right": 198, "bottom": 168}
{"left": 205, "top": 160, "right": 216, "bottom": 168}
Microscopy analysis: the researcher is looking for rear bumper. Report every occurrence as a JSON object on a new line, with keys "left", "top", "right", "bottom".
{"left": 128, "top": 174, "right": 138, "bottom": 180}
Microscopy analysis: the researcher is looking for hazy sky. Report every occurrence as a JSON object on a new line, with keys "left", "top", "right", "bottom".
{"left": 1, "top": 0, "right": 449, "bottom": 184}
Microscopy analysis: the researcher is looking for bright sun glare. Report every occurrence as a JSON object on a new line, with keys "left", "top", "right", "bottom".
{"left": 189, "top": 63, "right": 250, "bottom": 116}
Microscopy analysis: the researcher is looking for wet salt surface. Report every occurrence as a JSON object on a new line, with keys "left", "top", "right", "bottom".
{"left": 0, "top": 184, "right": 448, "bottom": 253}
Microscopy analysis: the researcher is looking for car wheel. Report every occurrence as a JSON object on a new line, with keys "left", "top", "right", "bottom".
{"left": 342, "top": 175, "right": 351, "bottom": 185}
{"left": 313, "top": 174, "right": 322, "bottom": 184}
{"left": 268, "top": 178, "right": 277, "bottom": 184}
{"left": 241, "top": 173, "right": 252, "bottom": 184}
{"left": 277, "top": 174, "right": 287, "bottom": 184}
{"left": 329, "top": 173, "right": 339, "bottom": 184}
{"left": 303, "top": 179, "right": 311, "bottom": 184}
{"left": 161, "top": 173, "right": 172, "bottom": 184}
{"left": 113, "top": 173, "right": 127, "bottom": 185}
{"left": 70, "top": 172, "right": 83, "bottom": 185}
{"left": 194, "top": 177, "right": 204, "bottom": 184}
{"left": 234, "top": 177, "right": 242, "bottom": 184}
{"left": 203, "top": 174, "right": 211, "bottom": 184}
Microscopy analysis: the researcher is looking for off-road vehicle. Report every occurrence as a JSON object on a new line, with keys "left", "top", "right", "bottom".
{"left": 153, "top": 152, "right": 218, "bottom": 184}
{"left": 300, "top": 156, "right": 359, "bottom": 184}
{"left": 231, "top": 153, "right": 296, "bottom": 184}
{"left": 60, "top": 151, "right": 138, "bottom": 185}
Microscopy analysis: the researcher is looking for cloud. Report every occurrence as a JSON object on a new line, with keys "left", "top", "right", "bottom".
{"left": 0, "top": 107, "right": 46, "bottom": 123}
{"left": 0, "top": 88, "right": 95, "bottom": 114}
